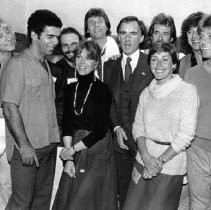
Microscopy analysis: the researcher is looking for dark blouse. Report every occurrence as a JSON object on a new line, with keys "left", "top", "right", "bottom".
{"left": 62, "top": 72, "right": 112, "bottom": 148}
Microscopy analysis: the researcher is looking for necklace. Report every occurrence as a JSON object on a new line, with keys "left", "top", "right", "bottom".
{"left": 73, "top": 82, "right": 93, "bottom": 116}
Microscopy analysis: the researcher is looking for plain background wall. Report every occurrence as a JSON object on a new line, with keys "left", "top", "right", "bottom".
{"left": 1, "top": 0, "right": 211, "bottom": 37}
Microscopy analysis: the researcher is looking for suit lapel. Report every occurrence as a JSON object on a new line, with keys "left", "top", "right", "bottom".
{"left": 131, "top": 52, "right": 148, "bottom": 97}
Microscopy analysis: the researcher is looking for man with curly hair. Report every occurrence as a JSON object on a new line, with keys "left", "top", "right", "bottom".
{"left": 0, "top": 10, "right": 62, "bottom": 210}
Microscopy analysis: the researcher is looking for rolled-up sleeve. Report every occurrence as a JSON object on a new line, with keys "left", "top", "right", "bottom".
{"left": 0, "top": 59, "right": 24, "bottom": 107}
{"left": 132, "top": 89, "right": 147, "bottom": 141}
{"left": 171, "top": 85, "right": 199, "bottom": 153}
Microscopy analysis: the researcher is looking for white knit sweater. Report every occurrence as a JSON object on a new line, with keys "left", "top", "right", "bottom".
{"left": 133, "top": 75, "right": 199, "bottom": 175}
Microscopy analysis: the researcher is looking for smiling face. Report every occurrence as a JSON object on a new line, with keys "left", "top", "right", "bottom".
{"left": 33, "top": 26, "right": 60, "bottom": 57}
{"left": 152, "top": 24, "right": 172, "bottom": 44}
{"left": 60, "top": 33, "right": 80, "bottom": 62}
{"left": 75, "top": 49, "right": 98, "bottom": 76}
{"left": 187, "top": 27, "right": 200, "bottom": 51}
{"left": 0, "top": 23, "right": 16, "bottom": 52}
{"left": 199, "top": 27, "right": 211, "bottom": 59}
{"left": 87, "top": 16, "right": 107, "bottom": 39}
{"left": 118, "top": 21, "right": 143, "bottom": 55}
{"left": 150, "top": 51, "right": 175, "bottom": 85}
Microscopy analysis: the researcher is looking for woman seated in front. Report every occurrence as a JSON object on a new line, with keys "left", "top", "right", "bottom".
{"left": 123, "top": 41, "right": 199, "bottom": 210}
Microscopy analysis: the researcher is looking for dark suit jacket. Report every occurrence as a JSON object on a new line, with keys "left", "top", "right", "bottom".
{"left": 104, "top": 51, "right": 153, "bottom": 151}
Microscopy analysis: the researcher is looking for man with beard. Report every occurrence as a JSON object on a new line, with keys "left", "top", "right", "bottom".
{"left": 52, "top": 27, "right": 83, "bottom": 131}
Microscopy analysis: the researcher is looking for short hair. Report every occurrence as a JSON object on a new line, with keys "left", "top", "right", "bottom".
{"left": 76, "top": 40, "right": 101, "bottom": 62}
{"left": 146, "top": 13, "right": 177, "bottom": 48}
{"left": 27, "top": 9, "right": 62, "bottom": 44}
{"left": 116, "top": 16, "right": 147, "bottom": 49}
{"left": 60, "top": 27, "right": 83, "bottom": 43}
{"left": 84, "top": 8, "right": 111, "bottom": 38}
{"left": 147, "top": 41, "right": 179, "bottom": 69}
{"left": 198, "top": 14, "right": 211, "bottom": 34}
{"left": 180, "top": 12, "right": 204, "bottom": 54}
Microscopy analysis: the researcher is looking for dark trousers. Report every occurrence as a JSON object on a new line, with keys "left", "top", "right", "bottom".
{"left": 6, "top": 144, "right": 57, "bottom": 210}
{"left": 115, "top": 150, "right": 136, "bottom": 209}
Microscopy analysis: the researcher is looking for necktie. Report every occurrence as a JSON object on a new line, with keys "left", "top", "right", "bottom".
{"left": 97, "top": 48, "right": 106, "bottom": 81}
{"left": 125, "top": 57, "right": 132, "bottom": 83}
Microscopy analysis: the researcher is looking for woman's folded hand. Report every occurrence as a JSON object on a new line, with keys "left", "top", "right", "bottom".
{"left": 60, "top": 147, "right": 74, "bottom": 161}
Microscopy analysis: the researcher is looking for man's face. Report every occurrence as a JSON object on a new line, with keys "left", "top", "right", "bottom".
{"left": 0, "top": 23, "right": 16, "bottom": 52}
{"left": 152, "top": 24, "right": 172, "bottom": 44}
{"left": 87, "top": 16, "right": 107, "bottom": 39}
{"left": 60, "top": 33, "right": 80, "bottom": 62}
{"left": 118, "top": 21, "right": 143, "bottom": 55}
{"left": 35, "top": 26, "right": 60, "bottom": 57}
{"left": 187, "top": 27, "right": 200, "bottom": 51}
{"left": 199, "top": 27, "right": 211, "bottom": 59}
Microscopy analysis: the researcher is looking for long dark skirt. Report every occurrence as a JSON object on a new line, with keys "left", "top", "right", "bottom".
{"left": 123, "top": 161, "right": 183, "bottom": 210}
{"left": 52, "top": 130, "right": 117, "bottom": 210}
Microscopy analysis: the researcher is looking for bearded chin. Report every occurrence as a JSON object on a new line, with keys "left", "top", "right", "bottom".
{"left": 63, "top": 53, "right": 75, "bottom": 63}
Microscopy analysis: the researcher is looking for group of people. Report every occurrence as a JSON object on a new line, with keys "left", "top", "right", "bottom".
{"left": 0, "top": 6, "right": 211, "bottom": 210}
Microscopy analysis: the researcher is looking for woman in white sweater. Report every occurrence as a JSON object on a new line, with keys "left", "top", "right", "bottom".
{"left": 123, "top": 41, "right": 199, "bottom": 210}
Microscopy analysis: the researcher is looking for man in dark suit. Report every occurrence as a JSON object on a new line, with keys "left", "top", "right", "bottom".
{"left": 104, "top": 16, "right": 153, "bottom": 209}
{"left": 51, "top": 27, "right": 82, "bottom": 131}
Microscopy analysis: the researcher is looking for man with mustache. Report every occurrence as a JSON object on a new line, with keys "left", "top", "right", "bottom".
{"left": 52, "top": 27, "right": 82, "bottom": 131}
{"left": 104, "top": 16, "right": 153, "bottom": 209}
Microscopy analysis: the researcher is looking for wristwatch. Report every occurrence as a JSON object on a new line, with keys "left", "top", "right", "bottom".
{"left": 158, "top": 155, "right": 167, "bottom": 165}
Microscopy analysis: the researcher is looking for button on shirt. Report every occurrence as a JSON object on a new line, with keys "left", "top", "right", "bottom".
{"left": 0, "top": 49, "right": 60, "bottom": 161}
{"left": 121, "top": 49, "right": 140, "bottom": 80}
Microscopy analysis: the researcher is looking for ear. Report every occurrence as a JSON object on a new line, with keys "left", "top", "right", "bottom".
{"left": 31, "top": 31, "right": 38, "bottom": 41}
{"left": 139, "top": 35, "right": 144, "bottom": 44}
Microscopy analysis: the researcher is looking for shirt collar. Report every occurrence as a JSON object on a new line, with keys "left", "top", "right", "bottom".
{"left": 122, "top": 49, "right": 140, "bottom": 72}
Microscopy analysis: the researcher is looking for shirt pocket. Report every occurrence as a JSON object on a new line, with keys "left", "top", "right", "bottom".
{"left": 25, "top": 78, "right": 43, "bottom": 100}
{"left": 25, "top": 78, "right": 42, "bottom": 87}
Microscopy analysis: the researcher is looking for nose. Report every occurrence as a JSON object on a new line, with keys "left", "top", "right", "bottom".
{"left": 158, "top": 34, "right": 163, "bottom": 41}
{"left": 157, "top": 60, "right": 163, "bottom": 68}
{"left": 125, "top": 33, "right": 131, "bottom": 41}
{"left": 53, "top": 37, "right": 59, "bottom": 46}
{"left": 192, "top": 29, "right": 198, "bottom": 38}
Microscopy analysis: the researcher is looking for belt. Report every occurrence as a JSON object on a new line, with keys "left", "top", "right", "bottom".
{"left": 152, "top": 139, "right": 171, "bottom": 145}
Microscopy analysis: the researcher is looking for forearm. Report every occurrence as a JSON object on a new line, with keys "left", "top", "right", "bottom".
{"left": 3, "top": 102, "right": 30, "bottom": 147}
{"left": 63, "top": 136, "right": 73, "bottom": 148}
{"left": 136, "top": 136, "right": 150, "bottom": 158}
{"left": 73, "top": 141, "right": 87, "bottom": 152}
{"left": 158, "top": 145, "right": 178, "bottom": 164}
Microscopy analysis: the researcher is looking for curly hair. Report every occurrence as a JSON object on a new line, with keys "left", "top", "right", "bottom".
{"left": 27, "top": 9, "right": 62, "bottom": 44}
{"left": 180, "top": 12, "right": 204, "bottom": 54}
{"left": 145, "top": 13, "right": 177, "bottom": 49}
{"left": 84, "top": 8, "right": 111, "bottom": 38}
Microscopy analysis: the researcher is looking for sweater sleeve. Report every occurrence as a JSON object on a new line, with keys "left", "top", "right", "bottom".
{"left": 171, "top": 84, "right": 199, "bottom": 153}
{"left": 132, "top": 88, "right": 147, "bottom": 141}
{"left": 82, "top": 83, "right": 112, "bottom": 148}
